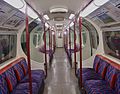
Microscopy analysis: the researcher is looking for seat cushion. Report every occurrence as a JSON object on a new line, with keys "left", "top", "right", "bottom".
{"left": 82, "top": 72, "right": 102, "bottom": 84}
{"left": 3, "top": 68, "right": 17, "bottom": 92}
{"left": 84, "top": 80, "right": 115, "bottom": 94}
{"left": 21, "top": 73, "right": 44, "bottom": 88}
{"left": 77, "top": 68, "right": 94, "bottom": 78}
{"left": 31, "top": 70, "right": 45, "bottom": 79}
{"left": 0, "top": 75, "right": 9, "bottom": 94}
{"left": 11, "top": 83, "right": 39, "bottom": 94}
{"left": 13, "top": 64, "right": 24, "bottom": 81}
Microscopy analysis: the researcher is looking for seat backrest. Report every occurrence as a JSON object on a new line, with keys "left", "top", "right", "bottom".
{"left": 13, "top": 63, "right": 24, "bottom": 82}
{"left": 115, "top": 73, "right": 120, "bottom": 94}
{"left": 93, "top": 55, "right": 101, "bottom": 72}
{"left": 97, "top": 60, "right": 109, "bottom": 79}
{"left": 0, "top": 75, "right": 9, "bottom": 94}
{"left": 19, "top": 59, "right": 28, "bottom": 75}
{"left": 105, "top": 65, "right": 119, "bottom": 89}
{"left": 2, "top": 68, "right": 17, "bottom": 92}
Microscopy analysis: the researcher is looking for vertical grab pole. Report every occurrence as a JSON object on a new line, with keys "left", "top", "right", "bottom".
{"left": 66, "top": 30, "right": 68, "bottom": 50}
{"left": 79, "top": 17, "right": 82, "bottom": 88}
{"left": 64, "top": 32, "right": 66, "bottom": 47}
{"left": 69, "top": 27, "right": 72, "bottom": 67}
{"left": 63, "top": 32, "right": 65, "bottom": 47}
{"left": 44, "top": 24, "right": 47, "bottom": 78}
{"left": 53, "top": 31, "right": 55, "bottom": 52}
{"left": 49, "top": 28, "right": 52, "bottom": 66}
{"left": 50, "top": 31, "right": 53, "bottom": 49}
{"left": 50, "top": 30, "right": 52, "bottom": 49}
{"left": 49, "top": 28, "right": 50, "bottom": 51}
{"left": 69, "top": 27, "right": 71, "bottom": 54}
{"left": 53, "top": 31, "right": 54, "bottom": 51}
{"left": 25, "top": 5, "right": 32, "bottom": 94}
{"left": 48, "top": 28, "right": 50, "bottom": 64}
{"left": 74, "top": 20, "right": 77, "bottom": 75}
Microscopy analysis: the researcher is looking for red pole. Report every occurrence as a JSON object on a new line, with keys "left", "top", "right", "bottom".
{"left": 51, "top": 31, "right": 52, "bottom": 50}
{"left": 66, "top": 30, "right": 68, "bottom": 50}
{"left": 65, "top": 31, "right": 67, "bottom": 45}
{"left": 63, "top": 32, "right": 65, "bottom": 46}
{"left": 44, "top": 24, "right": 47, "bottom": 78}
{"left": 74, "top": 20, "right": 77, "bottom": 75}
{"left": 48, "top": 28, "right": 51, "bottom": 65}
{"left": 69, "top": 27, "right": 72, "bottom": 67}
{"left": 25, "top": 5, "right": 32, "bottom": 94}
{"left": 79, "top": 17, "right": 82, "bottom": 88}
{"left": 69, "top": 27, "right": 71, "bottom": 53}
{"left": 49, "top": 28, "right": 51, "bottom": 51}
{"left": 64, "top": 33, "right": 66, "bottom": 47}
{"left": 53, "top": 31, "right": 55, "bottom": 52}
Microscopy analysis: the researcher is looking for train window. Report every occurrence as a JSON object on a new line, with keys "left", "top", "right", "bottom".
{"left": 21, "top": 31, "right": 27, "bottom": 54}
{"left": 69, "top": 28, "right": 74, "bottom": 48}
{"left": 75, "top": 26, "right": 87, "bottom": 48}
{"left": 33, "top": 26, "right": 43, "bottom": 47}
{"left": 103, "top": 31, "right": 120, "bottom": 59}
{"left": 0, "top": 35, "right": 17, "bottom": 64}
{"left": 33, "top": 34, "right": 37, "bottom": 47}
{"left": 21, "top": 21, "right": 42, "bottom": 55}
{"left": 82, "top": 18, "right": 99, "bottom": 50}
{"left": 81, "top": 26, "right": 87, "bottom": 47}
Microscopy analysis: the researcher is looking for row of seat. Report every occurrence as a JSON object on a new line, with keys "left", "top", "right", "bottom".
{"left": 0, "top": 57, "right": 45, "bottom": 94}
{"left": 77, "top": 55, "right": 120, "bottom": 94}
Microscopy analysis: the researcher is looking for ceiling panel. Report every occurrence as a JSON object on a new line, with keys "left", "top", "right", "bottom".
{"left": 26, "top": 0, "right": 92, "bottom": 14}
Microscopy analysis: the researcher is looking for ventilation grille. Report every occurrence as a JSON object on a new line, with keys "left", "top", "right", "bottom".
{"left": 54, "top": 17, "right": 64, "bottom": 21}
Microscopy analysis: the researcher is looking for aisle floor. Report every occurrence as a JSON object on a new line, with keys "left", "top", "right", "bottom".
{"left": 43, "top": 48, "right": 80, "bottom": 94}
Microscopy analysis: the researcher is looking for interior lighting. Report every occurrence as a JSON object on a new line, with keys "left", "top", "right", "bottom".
{"left": 80, "top": 0, "right": 109, "bottom": 17}
{"left": 4, "top": 0, "right": 39, "bottom": 19}
{"left": 64, "top": 32, "right": 67, "bottom": 35}
{"left": 70, "top": 22, "right": 74, "bottom": 27}
{"left": 52, "top": 32, "right": 55, "bottom": 35}
{"left": 43, "top": 15, "right": 49, "bottom": 20}
{"left": 50, "top": 7, "right": 68, "bottom": 13}
{"left": 69, "top": 14, "right": 75, "bottom": 19}
{"left": 45, "top": 23, "right": 49, "bottom": 28}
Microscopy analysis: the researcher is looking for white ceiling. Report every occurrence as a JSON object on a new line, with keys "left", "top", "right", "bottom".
{"left": 26, "top": 0, "right": 92, "bottom": 13}
{"left": 26, "top": 0, "right": 92, "bottom": 29}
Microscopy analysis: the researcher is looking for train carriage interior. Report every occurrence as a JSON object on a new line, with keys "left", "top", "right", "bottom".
{"left": 0, "top": 0, "right": 120, "bottom": 94}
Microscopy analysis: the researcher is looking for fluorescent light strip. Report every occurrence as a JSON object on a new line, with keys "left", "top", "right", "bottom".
{"left": 80, "top": 0, "right": 109, "bottom": 17}
{"left": 43, "top": 15, "right": 49, "bottom": 20}
{"left": 52, "top": 32, "right": 55, "bottom": 35}
{"left": 56, "top": 23, "right": 63, "bottom": 26}
{"left": 4, "top": 0, "right": 39, "bottom": 20}
{"left": 45, "top": 23, "right": 49, "bottom": 28}
{"left": 94, "top": 0, "right": 109, "bottom": 6}
{"left": 69, "top": 14, "right": 75, "bottom": 19}
{"left": 64, "top": 31, "right": 67, "bottom": 35}
{"left": 50, "top": 7, "right": 68, "bottom": 13}
{"left": 70, "top": 22, "right": 74, "bottom": 27}
{"left": 4, "top": 0, "right": 24, "bottom": 9}
{"left": 36, "top": 18, "right": 41, "bottom": 22}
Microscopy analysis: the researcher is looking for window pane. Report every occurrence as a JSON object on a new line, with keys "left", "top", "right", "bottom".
{"left": 0, "top": 35, "right": 17, "bottom": 64}
{"left": 103, "top": 31, "right": 120, "bottom": 59}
